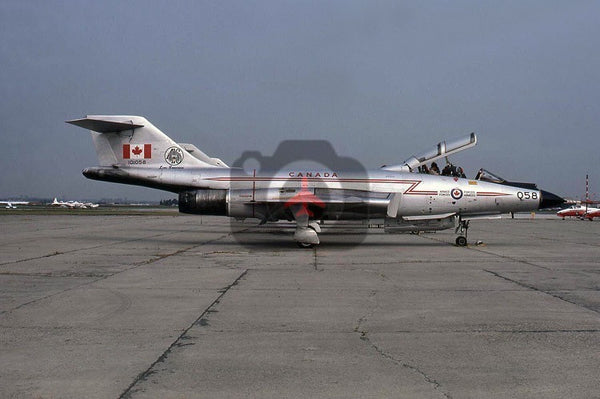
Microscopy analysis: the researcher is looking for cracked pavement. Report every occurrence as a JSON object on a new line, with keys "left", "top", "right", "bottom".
{"left": 1, "top": 215, "right": 599, "bottom": 398}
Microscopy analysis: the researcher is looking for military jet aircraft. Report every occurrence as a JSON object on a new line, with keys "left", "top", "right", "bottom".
{"left": 67, "top": 115, "right": 564, "bottom": 247}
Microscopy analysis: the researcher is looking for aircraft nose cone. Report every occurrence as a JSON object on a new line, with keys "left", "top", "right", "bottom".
{"left": 539, "top": 190, "right": 565, "bottom": 209}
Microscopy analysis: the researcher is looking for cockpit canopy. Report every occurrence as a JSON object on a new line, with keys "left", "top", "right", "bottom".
{"left": 382, "top": 133, "right": 477, "bottom": 172}
{"left": 475, "top": 168, "right": 538, "bottom": 190}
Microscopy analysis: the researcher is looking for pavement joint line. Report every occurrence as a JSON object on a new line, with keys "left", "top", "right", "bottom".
{"left": 312, "top": 247, "right": 320, "bottom": 271}
{"left": 313, "top": 259, "right": 504, "bottom": 266}
{"left": 3, "top": 327, "right": 584, "bottom": 334}
{"left": 0, "top": 324, "right": 166, "bottom": 333}
{"left": 484, "top": 269, "right": 600, "bottom": 316}
{"left": 358, "top": 331, "right": 452, "bottom": 398}
{"left": 429, "top": 225, "right": 600, "bottom": 308}
{"left": 0, "top": 230, "right": 245, "bottom": 315}
{"left": 467, "top": 247, "right": 552, "bottom": 271}
{"left": 118, "top": 269, "right": 249, "bottom": 399}
{"left": 417, "top": 233, "right": 554, "bottom": 271}
{"left": 353, "top": 290, "right": 453, "bottom": 399}
{"left": 0, "top": 228, "right": 205, "bottom": 267}
{"left": 529, "top": 236, "right": 600, "bottom": 249}
{"left": 354, "top": 290, "right": 378, "bottom": 335}
{"left": 477, "top": 227, "right": 600, "bottom": 249}
{"left": 362, "top": 336, "right": 453, "bottom": 399}
{"left": 386, "top": 329, "right": 600, "bottom": 334}
{"left": 228, "top": 288, "right": 527, "bottom": 292}
{"left": 0, "top": 216, "right": 173, "bottom": 248}
{"left": 0, "top": 271, "right": 110, "bottom": 277}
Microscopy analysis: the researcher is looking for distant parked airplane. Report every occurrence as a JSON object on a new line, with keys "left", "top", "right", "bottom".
{"left": 50, "top": 198, "right": 99, "bottom": 209}
{"left": 0, "top": 201, "right": 29, "bottom": 209}
{"left": 557, "top": 175, "right": 597, "bottom": 220}
{"left": 557, "top": 204, "right": 599, "bottom": 220}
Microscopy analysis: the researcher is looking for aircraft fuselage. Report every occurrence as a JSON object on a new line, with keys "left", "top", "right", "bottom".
{"left": 83, "top": 166, "right": 542, "bottom": 220}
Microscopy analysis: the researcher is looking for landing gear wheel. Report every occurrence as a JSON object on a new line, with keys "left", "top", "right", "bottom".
{"left": 455, "top": 236, "right": 467, "bottom": 247}
{"left": 297, "top": 242, "right": 315, "bottom": 249}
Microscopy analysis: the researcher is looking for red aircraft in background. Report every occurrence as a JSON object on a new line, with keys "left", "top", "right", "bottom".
{"left": 557, "top": 204, "right": 599, "bottom": 220}
{"left": 557, "top": 174, "right": 598, "bottom": 220}
{"left": 586, "top": 208, "right": 600, "bottom": 220}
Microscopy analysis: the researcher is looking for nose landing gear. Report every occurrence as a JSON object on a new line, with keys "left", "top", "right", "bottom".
{"left": 455, "top": 218, "right": 469, "bottom": 247}
{"left": 455, "top": 235, "right": 467, "bottom": 246}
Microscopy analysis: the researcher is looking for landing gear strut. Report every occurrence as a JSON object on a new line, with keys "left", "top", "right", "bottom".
{"left": 455, "top": 218, "right": 469, "bottom": 247}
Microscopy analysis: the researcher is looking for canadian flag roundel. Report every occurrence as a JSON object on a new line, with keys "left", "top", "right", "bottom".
{"left": 451, "top": 188, "right": 463, "bottom": 200}
{"left": 123, "top": 144, "right": 151, "bottom": 159}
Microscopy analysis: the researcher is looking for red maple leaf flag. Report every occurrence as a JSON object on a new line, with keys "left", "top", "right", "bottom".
{"left": 123, "top": 144, "right": 152, "bottom": 159}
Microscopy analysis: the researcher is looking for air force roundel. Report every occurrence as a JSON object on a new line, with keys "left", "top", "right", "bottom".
{"left": 451, "top": 188, "right": 463, "bottom": 200}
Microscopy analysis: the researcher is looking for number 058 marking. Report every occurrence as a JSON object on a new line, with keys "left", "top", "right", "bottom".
{"left": 517, "top": 191, "right": 538, "bottom": 200}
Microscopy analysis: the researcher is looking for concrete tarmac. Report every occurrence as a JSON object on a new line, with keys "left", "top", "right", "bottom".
{"left": 1, "top": 214, "right": 599, "bottom": 398}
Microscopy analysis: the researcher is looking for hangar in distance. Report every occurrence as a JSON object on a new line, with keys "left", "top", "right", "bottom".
{"left": 67, "top": 115, "right": 564, "bottom": 247}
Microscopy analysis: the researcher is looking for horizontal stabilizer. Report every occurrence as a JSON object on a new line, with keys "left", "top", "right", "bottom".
{"left": 66, "top": 117, "right": 144, "bottom": 133}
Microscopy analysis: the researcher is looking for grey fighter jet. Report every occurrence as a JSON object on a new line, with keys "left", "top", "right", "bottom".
{"left": 67, "top": 115, "right": 564, "bottom": 247}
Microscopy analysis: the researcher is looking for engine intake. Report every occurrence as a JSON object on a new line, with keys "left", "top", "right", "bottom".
{"left": 179, "top": 189, "right": 228, "bottom": 215}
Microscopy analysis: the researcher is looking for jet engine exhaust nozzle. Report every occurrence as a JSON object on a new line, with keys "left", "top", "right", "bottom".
{"left": 539, "top": 190, "right": 565, "bottom": 209}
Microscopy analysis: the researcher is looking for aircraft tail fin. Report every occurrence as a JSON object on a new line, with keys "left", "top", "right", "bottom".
{"left": 67, "top": 115, "right": 227, "bottom": 169}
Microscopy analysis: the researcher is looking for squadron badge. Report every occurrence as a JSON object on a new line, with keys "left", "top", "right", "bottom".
{"left": 164, "top": 147, "right": 184, "bottom": 166}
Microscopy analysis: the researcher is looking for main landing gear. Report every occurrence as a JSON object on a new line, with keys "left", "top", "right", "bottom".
{"left": 294, "top": 222, "right": 321, "bottom": 248}
{"left": 455, "top": 218, "right": 469, "bottom": 247}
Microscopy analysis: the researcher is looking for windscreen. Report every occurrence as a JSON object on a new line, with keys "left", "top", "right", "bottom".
{"left": 475, "top": 169, "right": 505, "bottom": 183}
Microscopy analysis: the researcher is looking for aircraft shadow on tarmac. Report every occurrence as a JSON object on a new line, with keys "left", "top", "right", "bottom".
{"left": 78, "top": 232, "right": 457, "bottom": 249}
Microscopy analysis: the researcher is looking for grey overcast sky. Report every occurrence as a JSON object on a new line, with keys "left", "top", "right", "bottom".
{"left": 1, "top": 1, "right": 599, "bottom": 201}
